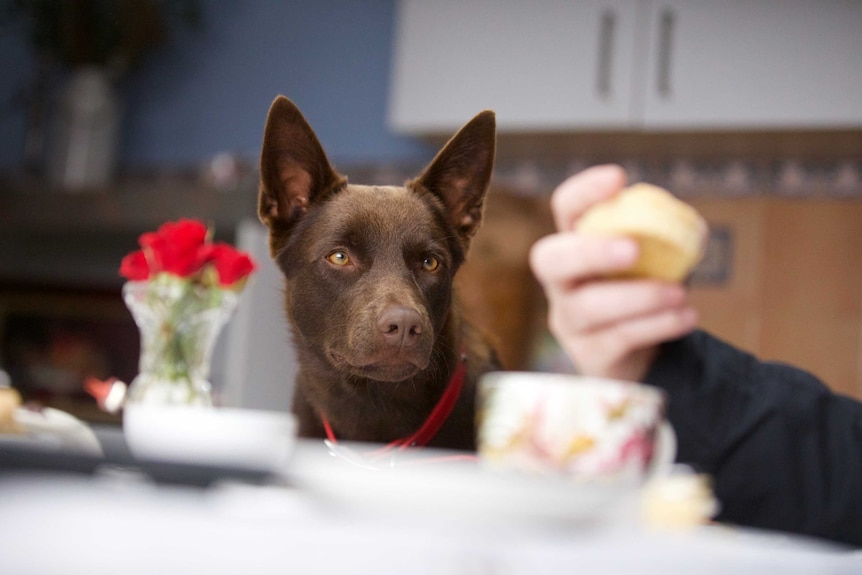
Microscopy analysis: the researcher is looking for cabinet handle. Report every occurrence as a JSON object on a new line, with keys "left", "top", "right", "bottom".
{"left": 596, "top": 9, "right": 616, "bottom": 99}
{"left": 657, "top": 7, "right": 675, "bottom": 98}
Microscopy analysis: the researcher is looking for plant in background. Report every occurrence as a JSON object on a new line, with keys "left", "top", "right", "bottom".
{"left": 2, "top": 0, "right": 201, "bottom": 75}
{"left": 1, "top": 0, "right": 202, "bottom": 180}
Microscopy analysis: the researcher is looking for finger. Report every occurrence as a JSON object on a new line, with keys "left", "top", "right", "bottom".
{"left": 587, "top": 306, "right": 699, "bottom": 361}
{"left": 529, "top": 233, "right": 638, "bottom": 288}
{"left": 551, "top": 164, "right": 628, "bottom": 232}
{"left": 556, "top": 306, "right": 698, "bottom": 379}
{"left": 561, "top": 281, "right": 689, "bottom": 333}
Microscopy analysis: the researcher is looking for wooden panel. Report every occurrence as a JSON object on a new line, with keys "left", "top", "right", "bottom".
{"left": 759, "top": 200, "right": 862, "bottom": 398}
{"left": 456, "top": 189, "right": 554, "bottom": 371}
{"left": 688, "top": 198, "right": 862, "bottom": 399}
{"left": 688, "top": 198, "right": 766, "bottom": 354}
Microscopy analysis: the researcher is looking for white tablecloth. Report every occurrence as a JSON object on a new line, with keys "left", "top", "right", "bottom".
{"left": 1, "top": 439, "right": 859, "bottom": 575}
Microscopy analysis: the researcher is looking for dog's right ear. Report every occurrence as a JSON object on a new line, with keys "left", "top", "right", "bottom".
{"left": 258, "top": 96, "right": 346, "bottom": 253}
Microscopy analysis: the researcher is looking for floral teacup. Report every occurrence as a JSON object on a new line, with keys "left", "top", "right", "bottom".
{"left": 477, "top": 372, "right": 673, "bottom": 485}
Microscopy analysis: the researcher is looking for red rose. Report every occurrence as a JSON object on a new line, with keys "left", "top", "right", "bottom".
{"left": 119, "top": 250, "right": 150, "bottom": 281}
{"left": 202, "top": 243, "right": 257, "bottom": 287}
{"left": 119, "top": 219, "right": 256, "bottom": 289}
{"left": 139, "top": 219, "right": 209, "bottom": 277}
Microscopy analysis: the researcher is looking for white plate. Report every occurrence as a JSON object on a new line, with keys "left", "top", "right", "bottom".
{"left": 286, "top": 423, "right": 676, "bottom": 527}
{"left": 4, "top": 407, "right": 102, "bottom": 456}
{"left": 288, "top": 443, "right": 651, "bottom": 528}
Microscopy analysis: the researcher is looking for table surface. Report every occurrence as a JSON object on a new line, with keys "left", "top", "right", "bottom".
{"left": 0, "top": 427, "right": 859, "bottom": 575}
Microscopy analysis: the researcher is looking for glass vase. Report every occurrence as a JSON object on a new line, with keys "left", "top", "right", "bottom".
{"left": 122, "top": 279, "right": 238, "bottom": 407}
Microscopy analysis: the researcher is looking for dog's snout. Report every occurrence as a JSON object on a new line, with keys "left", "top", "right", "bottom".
{"left": 378, "top": 306, "right": 423, "bottom": 348}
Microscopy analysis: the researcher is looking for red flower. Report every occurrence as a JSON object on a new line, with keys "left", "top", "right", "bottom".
{"left": 139, "top": 219, "right": 209, "bottom": 277}
{"left": 83, "top": 376, "right": 126, "bottom": 414}
{"left": 202, "top": 243, "right": 258, "bottom": 287}
{"left": 119, "top": 218, "right": 257, "bottom": 288}
{"left": 119, "top": 250, "right": 150, "bottom": 281}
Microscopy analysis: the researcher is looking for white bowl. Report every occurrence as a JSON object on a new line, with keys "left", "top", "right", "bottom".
{"left": 123, "top": 404, "right": 297, "bottom": 471}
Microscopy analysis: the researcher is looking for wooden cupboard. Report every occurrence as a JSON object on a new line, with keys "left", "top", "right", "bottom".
{"left": 689, "top": 198, "right": 862, "bottom": 399}
{"left": 389, "top": 0, "right": 862, "bottom": 133}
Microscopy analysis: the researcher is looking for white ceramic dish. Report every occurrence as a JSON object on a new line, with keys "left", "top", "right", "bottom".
{"left": 287, "top": 427, "right": 675, "bottom": 528}
{"left": 123, "top": 404, "right": 298, "bottom": 471}
{"left": 2, "top": 407, "right": 102, "bottom": 456}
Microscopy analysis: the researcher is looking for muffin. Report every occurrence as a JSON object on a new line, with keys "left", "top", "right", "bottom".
{"left": 641, "top": 467, "right": 719, "bottom": 530}
{"left": 0, "top": 387, "right": 23, "bottom": 434}
{"left": 576, "top": 183, "right": 708, "bottom": 282}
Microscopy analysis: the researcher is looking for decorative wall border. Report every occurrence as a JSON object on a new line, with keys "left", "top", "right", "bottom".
{"left": 346, "top": 158, "right": 862, "bottom": 199}
{"left": 492, "top": 158, "right": 862, "bottom": 199}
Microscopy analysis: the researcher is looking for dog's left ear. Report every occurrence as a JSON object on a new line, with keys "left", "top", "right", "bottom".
{"left": 411, "top": 110, "right": 496, "bottom": 251}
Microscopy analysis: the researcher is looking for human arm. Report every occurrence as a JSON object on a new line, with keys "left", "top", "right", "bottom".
{"left": 647, "top": 330, "right": 862, "bottom": 548}
{"left": 530, "top": 164, "right": 862, "bottom": 547}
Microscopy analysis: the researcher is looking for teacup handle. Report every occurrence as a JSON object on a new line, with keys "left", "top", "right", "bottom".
{"left": 647, "top": 422, "right": 677, "bottom": 480}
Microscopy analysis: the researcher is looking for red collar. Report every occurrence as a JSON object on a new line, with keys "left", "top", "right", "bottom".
{"left": 321, "top": 351, "right": 467, "bottom": 455}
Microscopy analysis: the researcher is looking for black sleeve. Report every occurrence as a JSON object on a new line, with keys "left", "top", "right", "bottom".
{"left": 644, "top": 329, "right": 862, "bottom": 548}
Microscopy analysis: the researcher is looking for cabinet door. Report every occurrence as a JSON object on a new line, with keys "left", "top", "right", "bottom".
{"left": 641, "top": 0, "right": 862, "bottom": 129}
{"left": 388, "top": 0, "right": 640, "bottom": 133}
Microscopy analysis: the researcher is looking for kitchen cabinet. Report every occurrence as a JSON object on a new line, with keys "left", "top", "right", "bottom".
{"left": 641, "top": 0, "right": 862, "bottom": 129}
{"left": 389, "top": 0, "right": 642, "bottom": 132}
{"left": 389, "top": 0, "right": 862, "bottom": 133}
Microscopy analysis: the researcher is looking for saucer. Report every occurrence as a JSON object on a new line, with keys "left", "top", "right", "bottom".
{"left": 288, "top": 439, "right": 651, "bottom": 528}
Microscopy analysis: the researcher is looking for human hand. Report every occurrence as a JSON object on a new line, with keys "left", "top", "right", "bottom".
{"left": 529, "top": 165, "right": 698, "bottom": 382}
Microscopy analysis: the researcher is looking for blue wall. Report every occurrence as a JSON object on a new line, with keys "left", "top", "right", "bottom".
{"left": 0, "top": 16, "right": 33, "bottom": 169}
{"left": 0, "top": 0, "right": 432, "bottom": 171}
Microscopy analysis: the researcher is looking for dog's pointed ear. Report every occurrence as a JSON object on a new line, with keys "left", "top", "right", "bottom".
{"left": 258, "top": 96, "right": 346, "bottom": 252}
{"left": 411, "top": 110, "right": 496, "bottom": 251}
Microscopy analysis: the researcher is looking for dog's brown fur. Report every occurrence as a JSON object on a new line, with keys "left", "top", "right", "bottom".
{"left": 257, "top": 96, "right": 500, "bottom": 451}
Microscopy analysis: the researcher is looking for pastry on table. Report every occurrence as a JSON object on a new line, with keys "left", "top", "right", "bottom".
{"left": 0, "top": 387, "right": 24, "bottom": 434}
{"left": 641, "top": 466, "right": 719, "bottom": 530}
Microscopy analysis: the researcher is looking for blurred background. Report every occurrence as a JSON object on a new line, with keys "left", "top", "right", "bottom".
{"left": 0, "top": 0, "right": 860, "bottom": 424}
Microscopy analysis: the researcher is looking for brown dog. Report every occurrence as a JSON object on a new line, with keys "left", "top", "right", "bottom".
{"left": 257, "top": 96, "right": 500, "bottom": 451}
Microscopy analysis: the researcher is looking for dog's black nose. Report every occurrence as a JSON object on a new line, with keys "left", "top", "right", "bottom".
{"left": 378, "top": 306, "right": 423, "bottom": 349}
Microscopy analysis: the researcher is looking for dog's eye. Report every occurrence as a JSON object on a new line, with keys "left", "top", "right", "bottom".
{"left": 422, "top": 256, "right": 440, "bottom": 272}
{"left": 327, "top": 251, "right": 350, "bottom": 266}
